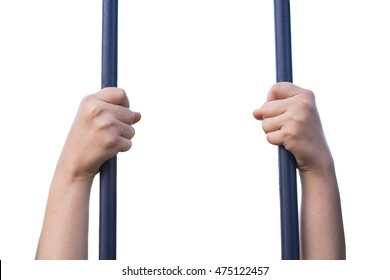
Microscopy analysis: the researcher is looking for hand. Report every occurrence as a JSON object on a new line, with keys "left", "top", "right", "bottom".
{"left": 253, "top": 82, "right": 332, "bottom": 174}
{"left": 58, "top": 87, "right": 141, "bottom": 182}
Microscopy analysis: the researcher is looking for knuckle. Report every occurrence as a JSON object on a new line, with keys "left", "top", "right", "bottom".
{"left": 304, "top": 89, "right": 315, "bottom": 100}
{"left": 102, "top": 134, "right": 117, "bottom": 150}
{"left": 266, "top": 132, "right": 281, "bottom": 146}
{"left": 296, "top": 92, "right": 316, "bottom": 113}
{"left": 96, "top": 115, "right": 115, "bottom": 131}
{"left": 121, "top": 124, "right": 135, "bottom": 139}
{"left": 272, "top": 82, "right": 290, "bottom": 91}
{"left": 96, "top": 117, "right": 113, "bottom": 130}
{"left": 123, "top": 126, "right": 135, "bottom": 140}
{"left": 281, "top": 125, "right": 295, "bottom": 142}
{"left": 261, "top": 119, "right": 269, "bottom": 132}
{"left": 121, "top": 140, "right": 132, "bottom": 152}
{"left": 81, "top": 95, "right": 104, "bottom": 119}
{"left": 268, "top": 83, "right": 280, "bottom": 98}
{"left": 129, "top": 126, "right": 135, "bottom": 138}
{"left": 126, "top": 140, "right": 132, "bottom": 151}
{"left": 291, "top": 111, "right": 306, "bottom": 126}
{"left": 81, "top": 94, "right": 94, "bottom": 105}
{"left": 266, "top": 133, "right": 274, "bottom": 144}
{"left": 115, "top": 88, "right": 127, "bottom": 101}
{"left": 272, "top": 82, "right": 282, "bottom": 90}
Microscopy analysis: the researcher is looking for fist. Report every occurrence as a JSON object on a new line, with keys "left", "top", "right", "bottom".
{"left": 60, "top": 88, "right": 141, "bottom": 181}
{"left": 253, "top": 83, "right": 332, "bottom": 173}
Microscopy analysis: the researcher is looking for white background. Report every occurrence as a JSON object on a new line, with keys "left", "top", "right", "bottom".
{"left": 1, "top": 0, "right": 389, "bottom": 278}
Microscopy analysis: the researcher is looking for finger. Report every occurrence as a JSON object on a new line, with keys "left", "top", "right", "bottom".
{"left": 103, "top": 103, "right": 140, "bottom": 125}
{"left": 258, "top": 98, "right": 292, "bottom": 119}
{"left": 265, "top": 130, "right": 284, "bottom": 146}
{"left": 117, "top": 137, "right": 132, "bottom": 153}
{"left": 262, "top": 113, "right": 287, "bottom": 133}
{"left": 253, "top": 108, "right": 264, "bottom": 120}
{"left": 116, "top": 121, "right": 135, "bottom": 140}
{"left": 253, "top": 83, "right": 298, "bottom": 120}
{"left": 133, "top": 112, "right": 141, "bottom": 124}
{"left": 267, "top": 82, "right": 304, "bottom": 102}
{"left": 97, "top": 87, "right": 130, "bottom": 108}
{"left": 253, "top": 98, "right": 290, "bottom": 121}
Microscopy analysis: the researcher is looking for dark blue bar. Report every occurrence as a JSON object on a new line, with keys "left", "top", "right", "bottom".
{"left": 274, "top": 0, "right": 300, "bottom": 260}
{"left": 100, "top": 0, "right": 118, "bottom": 260}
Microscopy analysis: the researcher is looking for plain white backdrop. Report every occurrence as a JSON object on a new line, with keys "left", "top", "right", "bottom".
{"left": 1, "top": 0, "right": 389, "bottom": 278}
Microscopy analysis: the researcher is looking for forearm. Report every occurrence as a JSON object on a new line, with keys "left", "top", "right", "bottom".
{"left": 299, "top": 162, "right": 346, "bottom": 260}
{"left": 35, "top": 88, "right": 139, "bottom": 260}
{"left": 35, "top": 163, "right": 92, "bottom": 260}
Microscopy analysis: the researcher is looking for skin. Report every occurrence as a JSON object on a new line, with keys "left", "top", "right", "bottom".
{"left": 36, "top": 83, "right": 345, "bottom": 260}
{"left": 35, "top": 88, "right": 141, "bottom": 260}
{"left": 253, "top": 82, "right": 346, "bottom": 259}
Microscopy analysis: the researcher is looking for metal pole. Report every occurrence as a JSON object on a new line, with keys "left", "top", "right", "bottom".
{"left": 273, "top": 0, "right": 300, "bottom": 260}
{"left": 100, "top": 0, "right": 118, "bottom": 260}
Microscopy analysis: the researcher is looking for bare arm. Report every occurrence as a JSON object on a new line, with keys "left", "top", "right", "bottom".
{"left": 35, "top": 166, "right": 92, "bottom": 259}
{"left": 299, "top": 161, "right": 345, "bottom": 259}
{"left": 36, "top": 88, "right": 141, "bottom": 259}
{"left": 253, "top": 82, "right": 345, "bottom": 259}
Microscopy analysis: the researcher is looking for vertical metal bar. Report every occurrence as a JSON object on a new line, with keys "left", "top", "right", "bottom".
{"left": 273, "top": 0, "right": 300, "bottom": 260}
{"left": 100, "top": 0, "right": 118, "bottom": 260}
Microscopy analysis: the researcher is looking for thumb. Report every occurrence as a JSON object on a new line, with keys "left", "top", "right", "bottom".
{"left": 133, "top": 112, "right": 142, "bottom": 124}
{"left": 253, "top": 108, "right": 264, "bottom": 120}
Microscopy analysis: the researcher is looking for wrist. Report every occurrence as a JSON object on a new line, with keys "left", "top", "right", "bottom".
{"left": 298, "top": 153, "right": 338, "bottom": 191}
{"left": 300, "top": 156, "right": 335, "bottom": 178}
{"left": 56, "top": 148, "right": 97, "bottom": 184}
{"left": 53, "top": 156, "right": 95, "bottom": 193}
{"left": 297, "top": 138, "right": 335, "bottom": 178}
